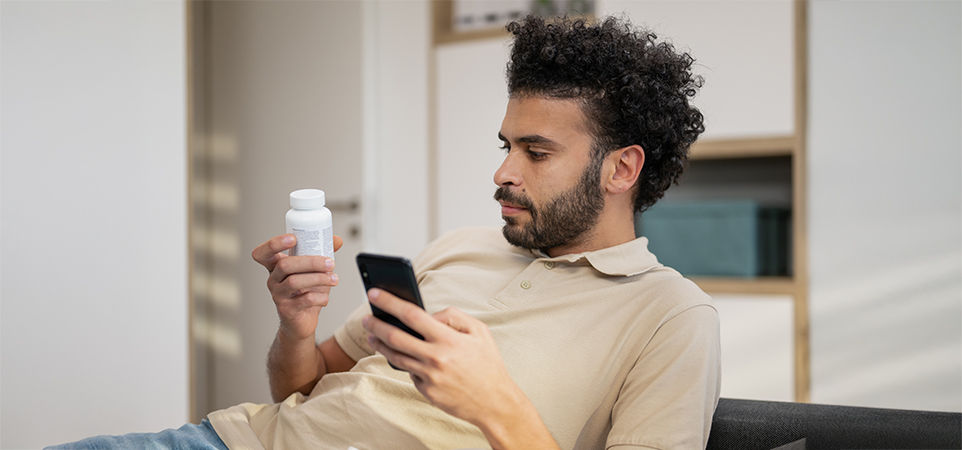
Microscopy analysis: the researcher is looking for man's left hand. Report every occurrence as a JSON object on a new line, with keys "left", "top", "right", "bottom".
{"left": 362, "top": 288, "right": 522, "bottom": 425}
{"left": 362, "top": 288, "right": 560, "bottom": 449}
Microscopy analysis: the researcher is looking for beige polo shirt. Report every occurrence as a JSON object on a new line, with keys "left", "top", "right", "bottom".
{"left": 209, "top": 227, "right": 720, "bottom": 449}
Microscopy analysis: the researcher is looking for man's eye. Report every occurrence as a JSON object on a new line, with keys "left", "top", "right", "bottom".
{"left": 528, "top": 150, "right": 548, "bottom": 160}
{"left": 499, "top": 144, "right": 510, "bottom": 153}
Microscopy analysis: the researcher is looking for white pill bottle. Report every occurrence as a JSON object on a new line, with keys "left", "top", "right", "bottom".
{"left": 285, "top": 189, "right": 334, "bottom": 258}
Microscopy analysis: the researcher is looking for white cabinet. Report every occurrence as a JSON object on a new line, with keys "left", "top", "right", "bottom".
{"left": 715, "top": 295, "right": 795, "bottom": 401}
{"left": 601, "top": 0, "right": 795, "bottom": 139}
{"left": 435, "top": 38, "right": 514, "bottom": 234}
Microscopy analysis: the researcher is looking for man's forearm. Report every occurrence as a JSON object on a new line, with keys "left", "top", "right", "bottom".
{"left": 476, "top": 380, "right": 560, "bottom": 450}
{"left": 267, "top": 329, "right": 325, "bottom": 402}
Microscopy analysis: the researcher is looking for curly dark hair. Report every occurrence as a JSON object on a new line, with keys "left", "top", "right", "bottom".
{"left": 506, "top": 15, "right": 705, "bottom": 213}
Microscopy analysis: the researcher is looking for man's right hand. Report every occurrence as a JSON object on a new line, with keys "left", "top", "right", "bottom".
{"left": 252, "top": 234, "right": 344, "bottom": 340}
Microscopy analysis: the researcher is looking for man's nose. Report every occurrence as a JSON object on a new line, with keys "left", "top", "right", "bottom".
{"left": 493, "top": 151, "right": 521, "bottom": 187}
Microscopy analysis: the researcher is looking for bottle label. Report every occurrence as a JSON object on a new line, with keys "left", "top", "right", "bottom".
{"left": 291, "top": 226, "right": 334, "bottom": 259}
{"left": 322, "top": 226, "right": 334, "bottom": 258}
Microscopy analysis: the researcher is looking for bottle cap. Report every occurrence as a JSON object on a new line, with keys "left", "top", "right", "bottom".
{"left": 290, "top": 189, "right": 325, "bottom": 210}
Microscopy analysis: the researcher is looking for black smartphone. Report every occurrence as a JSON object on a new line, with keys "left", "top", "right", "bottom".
{"left": 355, "top": 252, "right": 426, "bottom": 342}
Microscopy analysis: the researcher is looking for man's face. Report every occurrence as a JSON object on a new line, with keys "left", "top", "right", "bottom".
{"left": 493, "top": 96, "right": 606, "bottom": 251}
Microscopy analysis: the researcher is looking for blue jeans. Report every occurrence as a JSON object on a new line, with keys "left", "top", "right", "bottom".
{"left": 45, "top": 418, "right": 228, "bottom": 450}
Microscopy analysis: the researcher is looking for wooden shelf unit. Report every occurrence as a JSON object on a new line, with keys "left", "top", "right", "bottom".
{"left": 692, "top": 276, "right": 797, "bottom": 297}
{"left": 690, "top": 135, "right": 796, "bottom": 160}
{"left": 432, "top": 0, "right": 507, "bottom": 45}
{"left": 685, "top": 134, "right": 798, "bottom": 299}
{"left": 432, "top": 2, "right": 595, "bottom": 46}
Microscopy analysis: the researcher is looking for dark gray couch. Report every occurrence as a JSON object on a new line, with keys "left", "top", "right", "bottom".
{"left": 707, "top": 398, "right": 962, "bottom": 449}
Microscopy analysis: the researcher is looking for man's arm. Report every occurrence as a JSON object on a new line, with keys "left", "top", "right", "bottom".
{"left": 267, "top": 335, "right": 356, "bottom": 402}
{"left": 252, "top": 234, "right": 357, "bottom": 402}
{"left": 362, "top": 288, "right": 560, "bottom": 450}
{"left": 607, "top": 305, "right": 720, "bottom": 449}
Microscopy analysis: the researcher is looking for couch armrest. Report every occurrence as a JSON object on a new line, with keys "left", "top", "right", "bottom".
{"left": 707, "top": 398, "right": 962, "bottom": 449}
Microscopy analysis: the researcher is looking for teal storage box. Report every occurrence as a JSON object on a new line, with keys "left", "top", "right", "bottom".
{"left": 637, "top": 200, "right": 790, "bottom": 277}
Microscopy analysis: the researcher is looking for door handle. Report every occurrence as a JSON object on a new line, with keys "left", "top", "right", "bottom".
{"left": 326, "top": 199, "right": 359, "bottom": 213}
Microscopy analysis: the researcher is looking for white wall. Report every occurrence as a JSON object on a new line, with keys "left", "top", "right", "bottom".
{"left": 808, "top": 0, "right": 962, "bottom": 411}
{"left": 0, "top": 1, "right": 188, "bottom": 447}
{"left": 364, "top": 0, "right": 431, "bottom": 257}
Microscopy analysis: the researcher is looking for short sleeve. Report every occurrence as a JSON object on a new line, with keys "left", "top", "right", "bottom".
{"left": 606, "top": 304, "right": 721, "bottom": 450}
{"left": 333, "top": 303, "right": 375, "bottom": 363}
{"left": 332, "top": 234, "right": 455, "bottom": 362}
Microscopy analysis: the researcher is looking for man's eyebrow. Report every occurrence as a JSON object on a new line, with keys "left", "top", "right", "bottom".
{"left": 497, "top": 132, "right": 560, "bottom": 147}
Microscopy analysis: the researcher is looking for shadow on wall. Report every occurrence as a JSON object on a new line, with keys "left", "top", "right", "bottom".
{"left": 811, "top": 248, "right": 962, "bottom": 412}
{"left": 190, "top": 131, "right": 244, "bottom": 420}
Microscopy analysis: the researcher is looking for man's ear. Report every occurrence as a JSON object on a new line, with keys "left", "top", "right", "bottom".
{"left": 605, "top": 145, "right": 645, "bottom": 194}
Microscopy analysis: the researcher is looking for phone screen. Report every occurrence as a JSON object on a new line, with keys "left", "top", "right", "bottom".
{"left": 356, "top": 253, "right": 425, "bottom": 341}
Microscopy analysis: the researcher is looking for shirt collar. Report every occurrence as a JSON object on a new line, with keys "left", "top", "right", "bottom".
{"left": 527, "top": 237, "right": 661, "bottom": 277}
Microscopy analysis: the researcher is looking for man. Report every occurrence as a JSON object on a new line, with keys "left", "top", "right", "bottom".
{"left": 51, "top": 15, "right": 718, "bottom": 450}
{"left": 217, "top": 14, "right": 717, "bottom": 449}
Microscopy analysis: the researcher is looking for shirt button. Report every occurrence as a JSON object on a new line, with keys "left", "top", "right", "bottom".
{"left": 520, "top": 280, "right": 531, "bottom": 289}
{"left": 544, "top": 261, "right": 555, "bottom": 270}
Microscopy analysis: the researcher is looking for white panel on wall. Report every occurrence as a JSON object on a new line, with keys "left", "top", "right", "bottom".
{"left": 715, "top": 295, "right": 795, "bottom": 402}
{"left": 600, "top": 0, "right": 794, "bottom": 139}
{"left": 1, "top": 1, "right": 188, "bottom": 447}
{"left": 808, "top": 0, "right": 962, "bottom": 412}
{"left": 201, "top": 0, "right": 365, "bottom": 413}
{"left": 436, "top": 38, "right": 514, "bottom": 234}
{"left": 366, "top": 0, "right": 431, "bottom": 258}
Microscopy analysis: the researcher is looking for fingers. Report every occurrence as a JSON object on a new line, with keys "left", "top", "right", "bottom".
{"left": 269, "top": 258, "right": 337, "bottom": 302}
{"left": 432, "top": 307, "right": 480, "bottom": 334}
{"left": 269, "top": 254, "right": 335, "bottom": 285}
{"left": 367, "top": 289, "right": 451, "bottom": 342}
{"left": 254, "top": 234, "right": 344, "bottom": 272}
{"left": 252, "top": 234, "right": 296, "bottom": 272}
{"left": 364, "top": 311, "right": 435, "bottom": 374}
{"left": 366, "top": 332, "right": 427, "bottom": 374}
{"left": 278, "top": 272, "right": 339, "bottom": 297}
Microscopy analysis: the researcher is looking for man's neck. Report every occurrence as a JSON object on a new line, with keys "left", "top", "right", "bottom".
{"left": 544, "top": 204, "right": 637, "bottom": 257}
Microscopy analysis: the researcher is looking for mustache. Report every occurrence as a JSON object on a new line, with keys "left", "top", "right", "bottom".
{"left": 493, "top": 187, "right": 534, "bottom": 210}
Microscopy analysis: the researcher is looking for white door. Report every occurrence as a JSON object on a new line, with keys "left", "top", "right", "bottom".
{"left": 193, "top": 0, "right": 366, "bottom": 415}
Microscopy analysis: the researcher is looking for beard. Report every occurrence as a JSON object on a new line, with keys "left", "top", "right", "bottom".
{"left": 494, "top": 154, "right": 606, "bottom": 251}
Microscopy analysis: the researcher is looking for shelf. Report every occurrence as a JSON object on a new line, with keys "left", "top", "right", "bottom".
{"left": 690, "top": 276, "right": 796, "bottom": 296}
{"left": 690, "top": 135, "right": 796, "bottom": 160}
{"left": 435, "top": 27, "right": 507, "bottom": 45}
{"left": 432, "top": 1, "right": 595, "bottom": 46}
